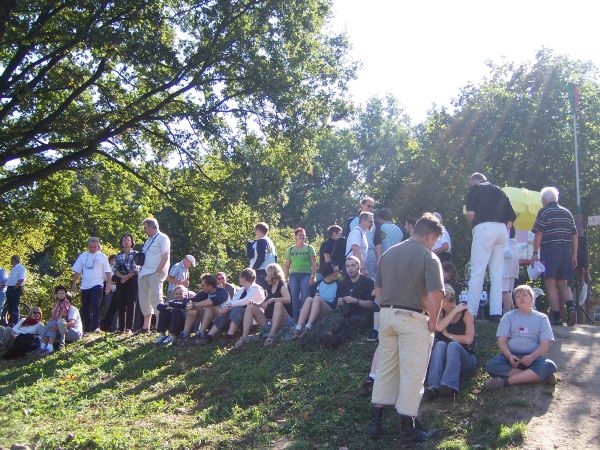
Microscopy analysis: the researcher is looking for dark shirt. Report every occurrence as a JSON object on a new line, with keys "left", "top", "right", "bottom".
{"left": 318, "top": 238, "right": 336, "bottom": 270}
{"left": 466, "top": 181, "right": 517, "bottom": 227}
{"left": 532, "top": 202, "right": 577, "bottom": 245}
{"left": 190, "top": 287, "right": 229, "bottom": 307}
{"left": 435, "top": 309, "right": 474, "bottom": 353}
{"left": 114, "top": 250, "right": 138, "bottom": 274}
{"left": 339, "top": 275, "right": 375, "bottom": 302}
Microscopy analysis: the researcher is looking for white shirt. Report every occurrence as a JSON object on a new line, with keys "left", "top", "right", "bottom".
{"left": 139, "top": 231, "right": 171, "bottom": 278}
{"left": 346, "top": 226, "right": 368, "bottom": 265}
{"left": 67, "top": 306, "right": 83, "bottom": 335}
{"left": 0, "top": 267, "right": 7, "bottom": 292}
{"left": 6, "top": 263, "right": 27, "bottom": 287}
{"left": 13, "top": 317, "right": 44, "bottom": 335}
{"left": 72, "top": 251, "right": 111, "bottom": 290}
{"left": 229, "top": 283, "right": 265, "bottom": 308}
{"left": 433, "top": 227, "right": 452, "bottom": 253}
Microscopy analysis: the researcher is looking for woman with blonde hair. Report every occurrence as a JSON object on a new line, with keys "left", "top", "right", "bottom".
{"left": 234, "top": 263, "right": 293, "bottom": 349}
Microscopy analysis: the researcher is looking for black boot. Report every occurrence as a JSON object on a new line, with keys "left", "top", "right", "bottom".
{"left": 367, "top": 406, "right": 384, "bottom": 440}
{"left": 402, "top": 416, "right": 438, "bottom": 443}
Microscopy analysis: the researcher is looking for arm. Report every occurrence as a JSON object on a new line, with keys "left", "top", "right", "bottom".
{"left": 520, "top": 340, "right": 552, "bottom": 367}
{"left": 71, "top": 272, "right": 81, "bottom": 291}
{"left": 309, "top": 255, "right": 317, "bottom": 285}
{"left": 104, "top": 271, "right": 112, "bottom": 294}
{"left": 435, "top": 304, "right": 466, "bottom": 332}
{"left": 14, "top": 278, "right": 25, "bottom": 288}
{"left": 443, "top": 310, "right": 475, "bottom": 345}
{"left": 252, "top": 239, "right": 266, "bottom": 270}
{"left": 284, "top": 257, "right": 291, "bottom": 279}
{"left": 375, "top": 243, "right": 383, "bottom": 261}
{"left": 275, "top": 283, "right": 291, "bottom": 304}
{"left": 423, "top": 290, "right": 444, "bottom": 332}
{"left": 351, "top": 245, "right": 366, "bottom": 271}
{"left": 571, "top": 233, "right": 578, "bottom": 268}
{"left": 155, "top": 234, "right": 171, "bottom": 274}
{"left": 532, "top": 231, "right": 543, "bottom": 262}
{"left": 433, "top": 243, "right": 449, "bottom": 254}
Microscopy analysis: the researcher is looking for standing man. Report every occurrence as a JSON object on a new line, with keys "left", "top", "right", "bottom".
{"left": 71, "top": 239, "right": 112, "bottom": 333}
{"left": 404, "top": 217, "right": 416, "bottom": 239}
{"left": 465, "top": 173, "right": 516, "bottom": 321}
{"left": 531, "top": 187, "right": 578, "bottom": 326}
{"left": 138, "top": 218, "right": 171, "bottom": 333}
{"left": 346, "top": 197, "right": 377, "bottom": 278}
{"left": 248, "top": 222, "right": 277, "bottom": 290}
{"left": 318, "top": 225, "right": 343, "bottom": 281}
{"left": 5, "top": 256, "right": 27, "bottom": 326}
{"left": 166, "top": 255, "right": 196, "bottom": 300}
{"left": 432, "top": 212, "right": 452, "bottom": 262}
{"left": 368, "top": 213, "right": 445, "bottom": 442}
{"left": 346, "top": 212, "right": 374, "bottom": 276}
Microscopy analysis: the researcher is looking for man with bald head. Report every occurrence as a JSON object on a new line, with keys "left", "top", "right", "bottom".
{"left": 465, "top": 173, "right": 516, "bottom": 322}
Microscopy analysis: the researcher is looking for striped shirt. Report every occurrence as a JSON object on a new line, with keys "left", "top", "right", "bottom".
{"left": 532, "top": 202, "right": 577, "bottom": 245}
{"left": 167, "top": 261, "right": 189, "bottom": 294}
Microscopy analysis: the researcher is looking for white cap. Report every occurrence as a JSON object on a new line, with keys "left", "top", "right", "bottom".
{"left": 184, "top": 255, "right": 197, "bottom": 267}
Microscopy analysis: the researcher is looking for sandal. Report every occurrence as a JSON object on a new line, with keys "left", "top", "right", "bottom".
{"left": 264, "top": 336, "right": 275, "bottom": 346}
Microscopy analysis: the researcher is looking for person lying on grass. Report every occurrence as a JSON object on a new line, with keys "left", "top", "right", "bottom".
{"left": 39, "top": 286, "right": 82, "bottom": 354}
{"left": 423, "top": 285, "right": 476, "bottom": 399}
{"left": 234, "top": 263, "right": 293, "bottom": 349}
{"left": 198, "top": 268, "right": 264, "bottom": 346}
{"left": 292, "top": 262, "right": 341, "bottom": 339}
{"left": 485, "top": 284, "right": 556, "bottom": 389}
{"left": 154, "top": 285, "right": 190, "bottom": 345}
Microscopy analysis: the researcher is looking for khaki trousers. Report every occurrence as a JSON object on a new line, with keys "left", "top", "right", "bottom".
{"left": 371, "top": 307, "right": 434, "bottom": 417}
{"left": 138, "top": 273, "right": 164, "bottom": 317}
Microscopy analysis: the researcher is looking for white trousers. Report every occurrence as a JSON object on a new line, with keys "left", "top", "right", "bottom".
{"left": 467, "top": 222, "right": 507, "bottom": 317}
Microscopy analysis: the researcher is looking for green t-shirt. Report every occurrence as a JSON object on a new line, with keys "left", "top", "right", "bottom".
{"left": 286, "top": 244, "right": 316, "bottom": 273}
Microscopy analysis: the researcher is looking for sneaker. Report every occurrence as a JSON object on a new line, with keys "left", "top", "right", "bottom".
{"left": 264, "top": 336, "right": 276, "bottom": 346}
{"left": 154, "top": 335, "right": 168, "bottom": 344}
{"left": 91, "top": 328, "right": 102, "bottom": 334}
{"left": 567, "top": 308, "right": 576, "bottom": 327}
{"left": 358, "top": 377, "right": 374, "bottom": 397}
{"left": 366, "top": 329, "right": 379, "bottom": 343}
{"left": 162, "top": 335, "right": 175, "bottom": 345}
{"left": 544, "top": 373, "right": 557, "bottom": 385}
{"left": 484, "top": 377, "right": 506, "bottom": 390}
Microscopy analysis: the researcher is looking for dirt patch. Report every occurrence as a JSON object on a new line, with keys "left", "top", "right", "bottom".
{"left": 523, "top": 325, "right": 600, "bottom": 450}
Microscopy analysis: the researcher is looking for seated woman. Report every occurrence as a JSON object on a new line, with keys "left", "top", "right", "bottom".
{"left": 485, "top": 284, "right": 556, "bottom": 389}
{"left": 234, "top": 263, "right": 293, "bottom": 349}
{"left": 424, "top": 285, "right": 476, "bottom": 399}
{"left": 39, "top": 286, "right": 83, "bottom": 353}
{"left": 0, "top": 306, "right": 44, "bottom": 358}
{"left": 292, "top": 262, "right": 340, "bottom": 339}
{"left": 154, "top": 286, "right": 190, "bottom": 344}
{"left": 216, "top": 272, "right": 236, "bottom": 299}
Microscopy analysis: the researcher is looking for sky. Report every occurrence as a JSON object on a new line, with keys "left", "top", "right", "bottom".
{"left": 331, "top": 0, "right": 600, "bottom": 122}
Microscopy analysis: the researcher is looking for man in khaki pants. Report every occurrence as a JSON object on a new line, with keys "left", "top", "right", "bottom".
{"left": 368, "top": 213, "right": 445, "bottom": 443}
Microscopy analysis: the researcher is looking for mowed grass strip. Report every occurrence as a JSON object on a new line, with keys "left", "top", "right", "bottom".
{"left": 0, "top": 321, "right": 552, "bottom": 449}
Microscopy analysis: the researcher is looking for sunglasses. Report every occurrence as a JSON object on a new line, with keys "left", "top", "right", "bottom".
{"left": 32, "top": 311, "right": 41, "bottom": 316}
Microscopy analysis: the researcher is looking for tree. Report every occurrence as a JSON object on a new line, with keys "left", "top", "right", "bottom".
{"left": 0, "top": 0, "right": 354, "bottom": 195}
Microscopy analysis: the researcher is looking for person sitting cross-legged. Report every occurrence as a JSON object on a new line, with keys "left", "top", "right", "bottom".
{"left": 234, "top": 263, "right": 293, "bottom": 349}
{"left": 423, "top": 285, "right": 476, "bottom": 400}
{"left": 319, "top": 256, "right": 376, "bottom": 348}
{"left": 292, "top": 262, "right": 341, "bottom": 339}
{"left": 484, "top": 284, "right": 557, "bottom": 389}
{"left": 39, "top": 286, "right": 83, "bottom": 354}
{"left": 154, "top": 286, "right": 191, "bottom": 345}
{"left": 198, "top": 268, "right": 264, "bottom": 346}
{"left": 180, "top": 273, "right": 229, "bottom": 340}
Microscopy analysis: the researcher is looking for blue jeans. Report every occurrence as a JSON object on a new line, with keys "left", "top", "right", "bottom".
{"left": 81, "top": 285, "right": 103, "bottom": 332}
{"left": 289, "top": 272, "right": 311, "bottom": 323}
{"left": 6, "top": 286, "right": 22, "bottom": 325}
{"left": 486, "top": 352, "right": 556, "bottom": 381}
{"left": 0, "top": 291, "right": 6, "bottom": 319}
{"left": 427, "top": 340, "right": 477, "bottom": 392}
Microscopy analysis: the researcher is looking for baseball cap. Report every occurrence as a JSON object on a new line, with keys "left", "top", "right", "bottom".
{"left": 184, "top": 255, "right": 197, "bottom": 267}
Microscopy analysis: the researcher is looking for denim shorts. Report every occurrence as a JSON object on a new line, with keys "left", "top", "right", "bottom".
{"left": 486, "top": 352, "right": 556, "bottom": 381}
{"left": 541, "top": 243, "right": 573, "bottom": 280}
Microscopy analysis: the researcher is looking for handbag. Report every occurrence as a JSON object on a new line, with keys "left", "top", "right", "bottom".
{"left": 134, "top": 234, "right": 159, "bottom": 267}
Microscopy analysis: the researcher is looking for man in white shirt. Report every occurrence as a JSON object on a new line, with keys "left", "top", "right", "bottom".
{"left": 138, "top": 218, "right": 171, "bottom": 332}
{"left": 5, "top": 255, "right": 27, "bottom": 326}
{"left": 432, "top": 212, "right": 452, "bottom": 263}
{"left": 346, "top": 212, "right": 374, "bottom": 276}
{"left": 72, "top": 238, "right": 112, "bottom": 333}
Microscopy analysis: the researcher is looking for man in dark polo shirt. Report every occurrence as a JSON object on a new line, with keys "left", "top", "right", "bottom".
{"left": 531, "top": 187, "right": 578, "bottom": 326}
{"left": 465, "top": 173, "right": 516, "bottom": 321}
{"left": 368, "top": 213, "right": 445, "bottom": 442}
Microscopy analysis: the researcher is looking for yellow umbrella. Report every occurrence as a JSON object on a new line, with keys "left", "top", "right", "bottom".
{"left": 502, "top": 187, "right": 542, "bottom": 231}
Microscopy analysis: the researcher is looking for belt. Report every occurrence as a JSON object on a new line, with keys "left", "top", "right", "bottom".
{"left": 380, "top": 304, "right": 426, "bottom": 315}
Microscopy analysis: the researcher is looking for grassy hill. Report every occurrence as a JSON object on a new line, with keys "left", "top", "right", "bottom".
{"left": 0, "top": 322, "right": 546, "bottom": 449}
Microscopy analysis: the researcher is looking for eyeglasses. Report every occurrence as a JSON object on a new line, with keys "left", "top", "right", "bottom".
{"left": 32, "top": 311, "right": 41, "bottom": 316}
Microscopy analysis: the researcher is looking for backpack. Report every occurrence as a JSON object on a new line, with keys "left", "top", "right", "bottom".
{"left": 300, "top": 310, "right": 347, "bottom": 351}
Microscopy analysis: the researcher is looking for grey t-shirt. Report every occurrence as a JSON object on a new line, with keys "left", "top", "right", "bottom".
{"left": 497, "top": 309, "right": 554, "bottom": 354}
{"left": 376, "top": 239, "right": 444, "bottom": 310}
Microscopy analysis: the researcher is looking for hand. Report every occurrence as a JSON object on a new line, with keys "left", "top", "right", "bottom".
{"left": 428, "top": 319, "right": 437, "bottom": 333}
{"left": 530, "top": 253, "right": 538, "bottom": 264}
{"left": 308, "top": 277, "right": 315, "bottom": 287}
{"left": 519, "top": 354, "right": 534, "bottom": 367}
{"left": 337, "top": 298, "right": 344, "bottom": 306}
{"left": 508, "top": 354, "right": 520, "bottom": 368}
{"left": 185, "top": 302, "right": 194, "bottom": 311}
{"left": 452, "top": 304, "right": 468, "bottom": 315}
{"left": 71, "top": 283, "right": 77, "bottom": 292}
{"left": 104, "top": 285, "right": 112, "bottom": 295}
{"left": 182, "top": 279, "right": 190, "bottom": 287}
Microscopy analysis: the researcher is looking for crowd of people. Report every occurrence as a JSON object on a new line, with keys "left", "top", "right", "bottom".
{"left": 0, "top": 172, "right": 575, "bottom": 443}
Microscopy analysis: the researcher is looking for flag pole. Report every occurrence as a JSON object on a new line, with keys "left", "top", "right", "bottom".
{"left": 570, "top": 84, "right": 582, "bottom": 215}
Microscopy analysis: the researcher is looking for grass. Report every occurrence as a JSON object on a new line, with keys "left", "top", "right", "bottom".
{"left": 0, "top": 321, "right": 551, "bottom": 449}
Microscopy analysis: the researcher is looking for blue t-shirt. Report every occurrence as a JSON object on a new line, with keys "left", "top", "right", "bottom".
{"left": 191, "top": 287, "right": 229, "bottom": 306}
{"left": 317, "top": 279, "right": 340, "bottom": 306}
{"left": 374, "top": 222, "right": 404, "bottom": 253}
